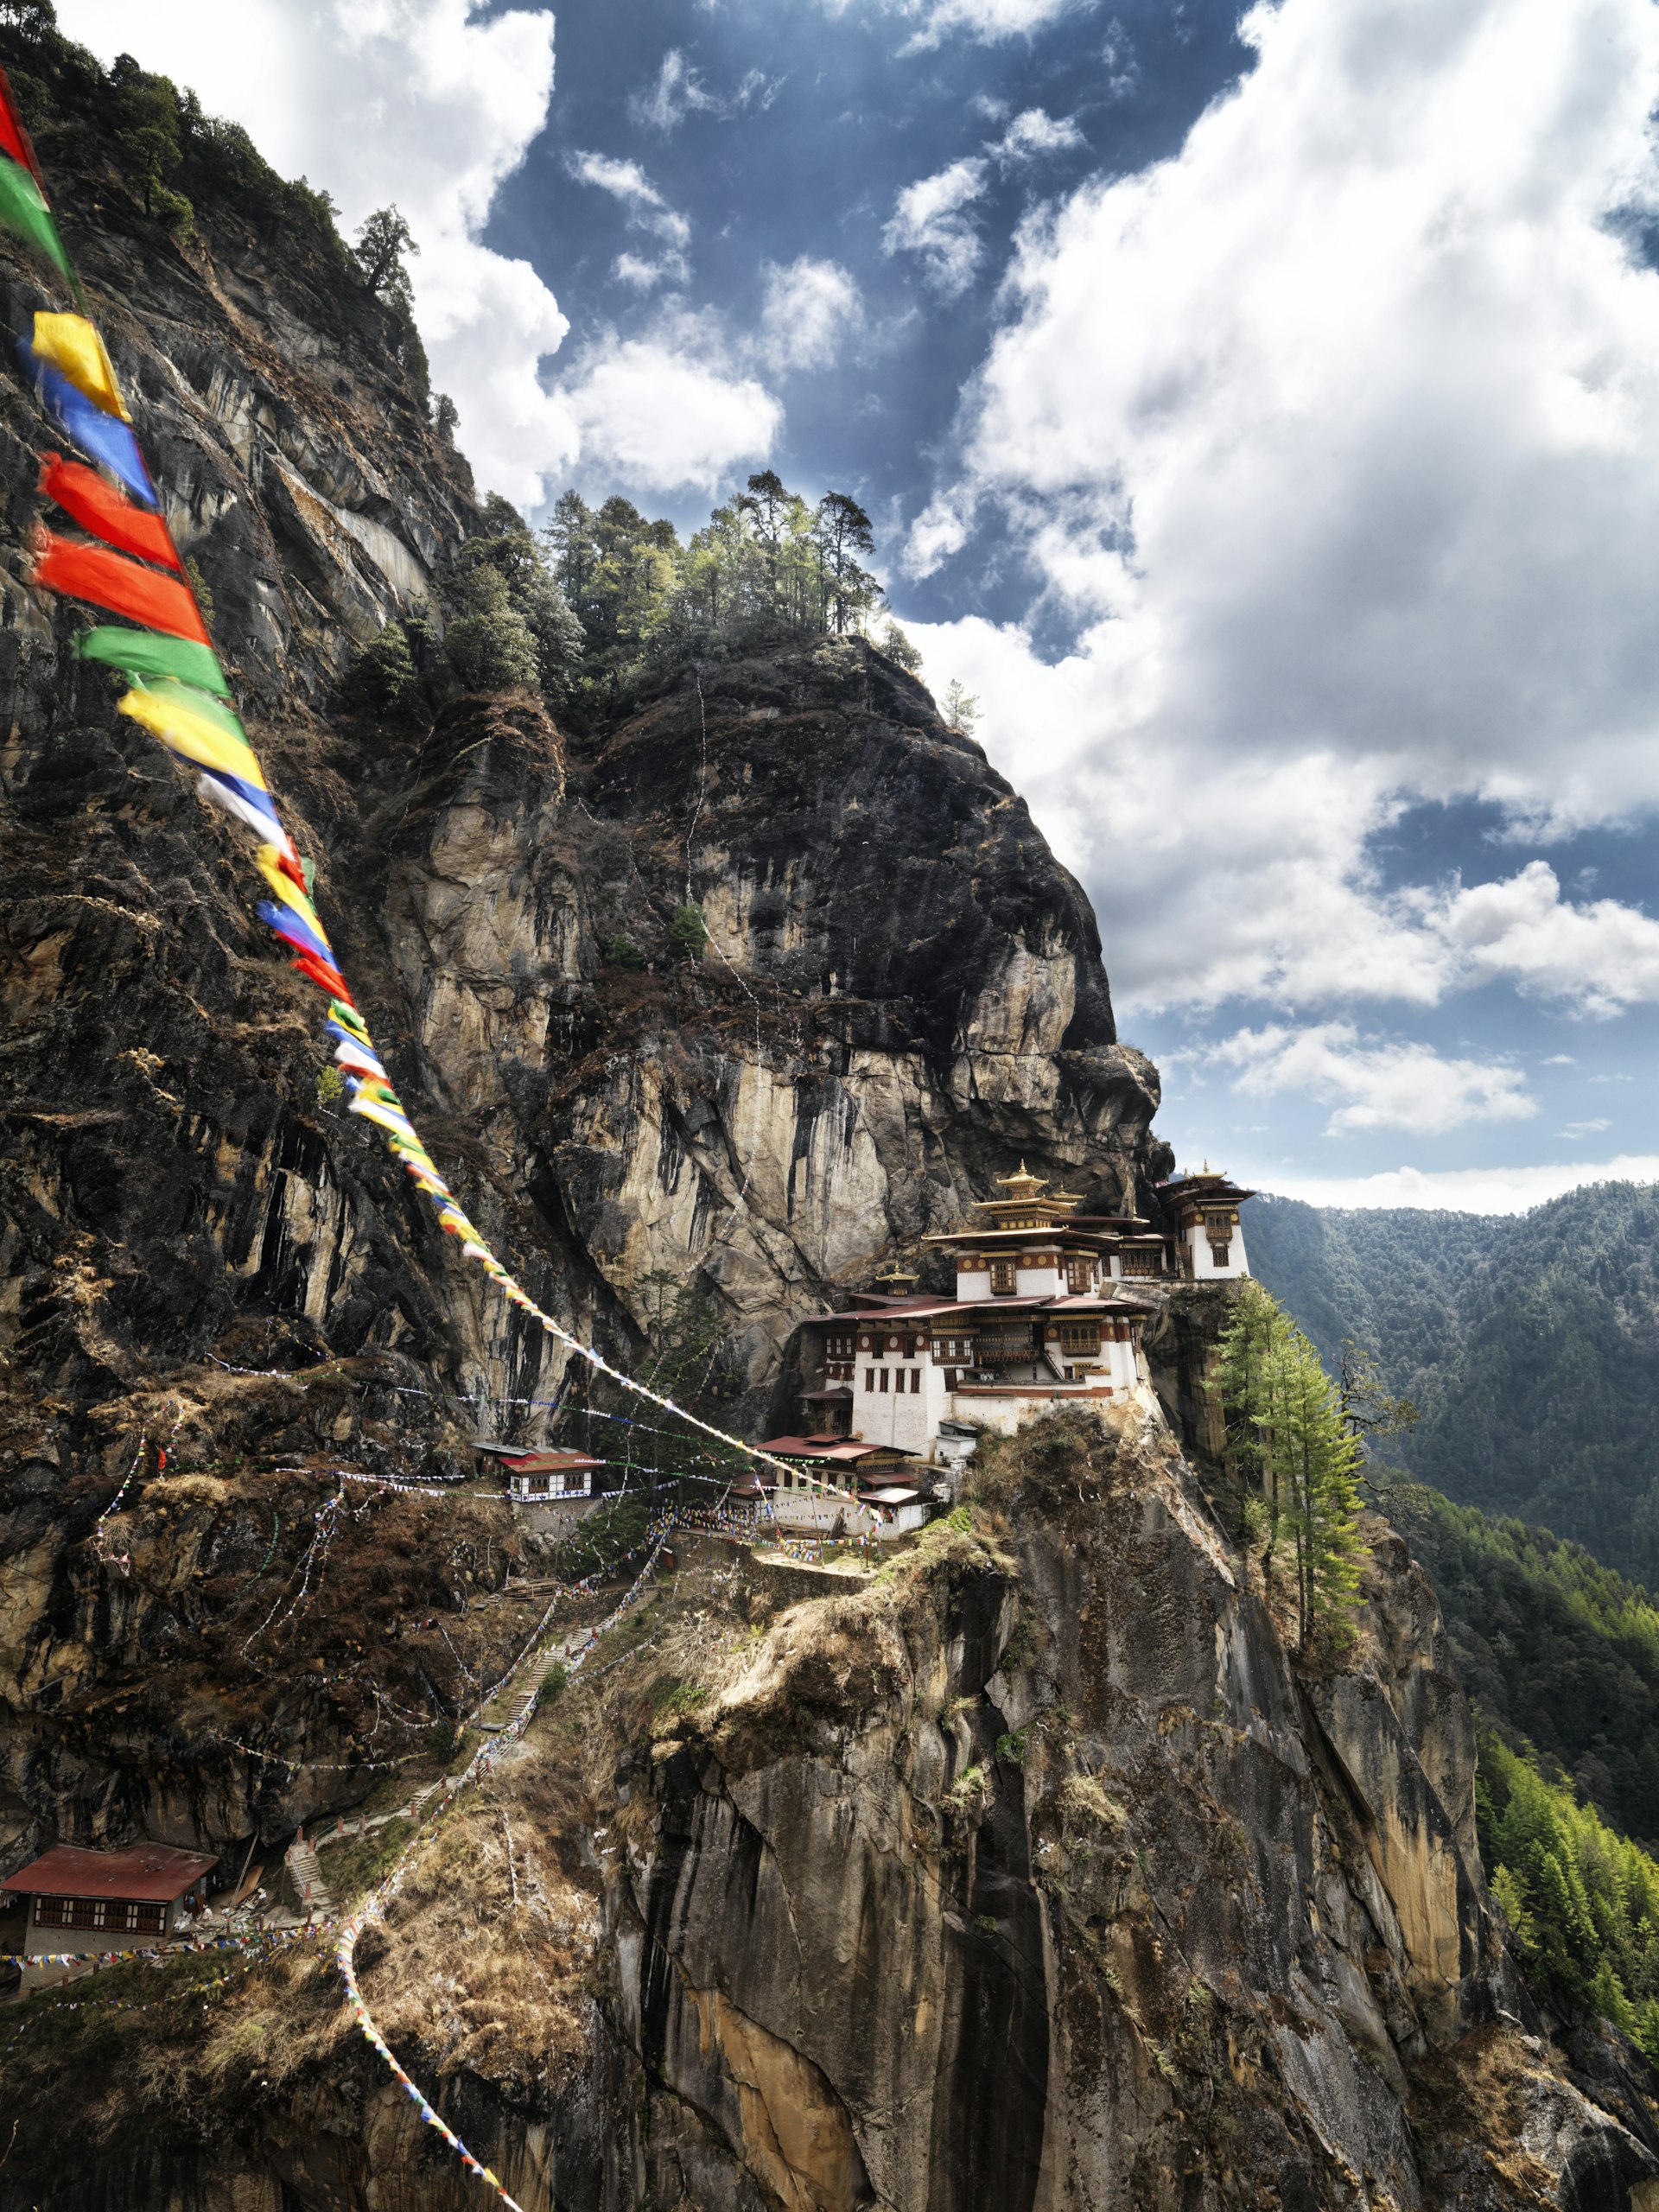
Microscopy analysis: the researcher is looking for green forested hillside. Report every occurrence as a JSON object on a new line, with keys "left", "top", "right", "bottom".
{"left": 1249, "top": 1185, "right": 1659, "bottom": 1579}
{"left": 1381, "top": 1476, "right": 1659, "bottom": 1846}
{"left": 1376, "top": 1477, "right": 1659, "bottom": 2043}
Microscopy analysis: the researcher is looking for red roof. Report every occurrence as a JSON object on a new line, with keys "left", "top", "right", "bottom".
{"left": 3, "top": 1843, "right": 218, "bottom": 1903}
{"left": 760, "top": 1435, "right": 884, "bottom": 1462}
{"left": 477, "top": 1445, "right": 603, "bottom": 1472}
{"left": 812, "top": 1294, "right": 1146, "bottom": 1325}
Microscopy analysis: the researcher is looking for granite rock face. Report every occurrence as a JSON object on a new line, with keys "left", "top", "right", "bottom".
{"left": 7, "top": 1413, "right": 1654, "bottom": 2212}
{"left": 0, "top": 73, "right": 1159, "bottom": 1877}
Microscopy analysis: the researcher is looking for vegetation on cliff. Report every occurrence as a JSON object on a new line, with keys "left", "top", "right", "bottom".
{"left": 1480, "top": 1730, "right": 1659, "bottom": 2063}
{"left": 1215, "top": 1279, "right": 1368, "bottom": 1647}
{"left": 1382, "top": 1474, "right": 1659, "bottom": 1849}
{"left": 345, "top": 467, "right": 915, "bottom": 734}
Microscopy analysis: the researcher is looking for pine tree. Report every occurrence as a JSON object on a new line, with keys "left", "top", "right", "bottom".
{"left": 1217, "top": 1280, "right": 1369, "bottom": 1646}
{"left": 354, "top": 205, "right": 417, "bottom": 304}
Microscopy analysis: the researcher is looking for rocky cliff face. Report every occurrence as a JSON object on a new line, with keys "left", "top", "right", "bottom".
{"left": 0, "top": 48, "right": 1161, "bottom": 1863}
{"left": 5, "top": 1410, "right": 1655, "bottom": 2211}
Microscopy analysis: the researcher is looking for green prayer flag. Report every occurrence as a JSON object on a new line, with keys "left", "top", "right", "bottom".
{"left": 0, "top": 156, "right": 70, "bottom": 282}
{"left": 78, "top": 626, "right": 231, "bottom": 698}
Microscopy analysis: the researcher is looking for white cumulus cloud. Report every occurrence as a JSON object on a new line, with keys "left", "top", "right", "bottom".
{"left": 1211, "top": 1022, "right": 1535, "bottom": 1136}
{"left": 883, "top": 158, "right": 988, "bottom": 297}
{"left": 1421, "top": 861, "right": 1659, "bottom": 1016}
{"left": 560, "top": 337, "right": 781, "bottom": 494}
{"left": 59, "top": 0, "right": 575, "bottom": 507}
{"left": 757, "top": 258, "right": 863, "bottom": 373}
{"left": 901, "top": 0, "right": 1659, "bottom": 1021}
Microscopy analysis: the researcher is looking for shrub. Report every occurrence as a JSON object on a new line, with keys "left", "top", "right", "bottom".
{"left": 315, "top": 1066, "right": 345, "bottom": 1111}
{"left": 340, "top": 620, "right": 426, "bottom": 721}
{"left": 1056, "top": 1772, "right": 1127, "bottom": 1830}
{"left": 668, "top": 906, "right": 708, "bottom": 960}
{"left": 607, "top": 933, "right": 646, "bottom": 969}
{"left": 538, "top": 1662, "right": 569, "bottom": 1707}
{"left": 945, "top": 1763, "right": 988, "bottom": 1809}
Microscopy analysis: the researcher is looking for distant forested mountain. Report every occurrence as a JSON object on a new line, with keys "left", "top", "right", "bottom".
{"left": 1249, "top": 1184, "right": 1659, "bottom": 1579}
{"left": 1382, "top": 1475, "right": 1659, "bottom": 1847}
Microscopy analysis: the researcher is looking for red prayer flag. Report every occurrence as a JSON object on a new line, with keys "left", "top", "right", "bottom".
{"left": 32, "top": 529, "right": 210, "bottom": 644}
{"left": 0, "top": 69, "right": 47, "bottom": 190}
{"left": 289, "top": 953, "right": 354, "bottom": 1005}
{"left": 40, "top": 454, "right": 180, "bottom": 570}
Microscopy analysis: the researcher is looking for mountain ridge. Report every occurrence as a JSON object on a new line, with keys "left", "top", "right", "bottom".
{"left": 1249, "top": 1182, "right": 1659, "bottom": 1578}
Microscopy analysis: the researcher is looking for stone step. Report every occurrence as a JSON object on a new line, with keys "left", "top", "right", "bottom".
{"left": 285, "top": 1840, "right": 336, "bottom": 1919}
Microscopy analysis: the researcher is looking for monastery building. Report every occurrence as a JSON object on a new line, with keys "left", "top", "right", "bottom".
{"left": 757, "top": 1164, "right": 1254, "bottom": 1531}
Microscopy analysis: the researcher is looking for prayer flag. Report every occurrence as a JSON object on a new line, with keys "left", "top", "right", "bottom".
{"left": 348, "top": 1091, "right": 417, "bottom": 1140}
{"left": 33, "top": 314, "right": 129, "bottom": 420}
{"left": 117, "top": 683, "right": 269, "bottom": 789}
{"left": 21, "top": 346, "right": 154, "bottom": 504}
{"left": 0, "top": 71, "right": 46, "bottom": 187}
{"left": 290, "top": 953, "right": 353, "bottom": 1002}
{"left": 0, "top": 157, "right": 68, "bottom": 278}
{"left": 257, "top": 899, "right": 334, "bottom": 963}
{"left": 78, "top": 626, "right": 229, "bottom": 696}
{"left": 194, "top": 770, "right": 288, "bottom": 844}
{"left": 35, "top": 532, "right": 207, "bottom": 639}
{"left": 41, "top": 454, "right": 176, "bottom": 567}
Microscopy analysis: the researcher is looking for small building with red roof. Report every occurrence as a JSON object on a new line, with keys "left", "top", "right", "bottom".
{"left": 473, "top": 1443, "right": 604, "bottom": 1501}
{"left": 3, "top": 1840, "right": 217, "bottom": 1986}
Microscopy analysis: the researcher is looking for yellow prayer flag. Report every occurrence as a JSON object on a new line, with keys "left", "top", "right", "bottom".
{"left": 118, "top": 686, "right": 270, "bottom": 791}
{"left": 254, "top": 848, "right": 324, "bottom": 928}
{"left": 34, "top": 311, "right": 130, "bottom": 420}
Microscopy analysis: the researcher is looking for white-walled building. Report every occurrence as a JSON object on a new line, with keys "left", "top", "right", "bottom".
{"left": 1155, "top": 1168, "right": 1255, "bottom": 1280}
{"left": 776, "top": 1167, "right": 1180, "bottom": 1491}
{"left": 761, "top": 1163, "right": 1257, "bottom": 1529}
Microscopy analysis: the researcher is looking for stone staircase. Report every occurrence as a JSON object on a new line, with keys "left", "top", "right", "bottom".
{"left": 284, "top": 1834, "right": 336, "bottom": 1920}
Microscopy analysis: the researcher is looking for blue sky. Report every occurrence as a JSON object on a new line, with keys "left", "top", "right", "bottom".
{"left": 57, "top": 0, "right": 1659, "bottom": 1211}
